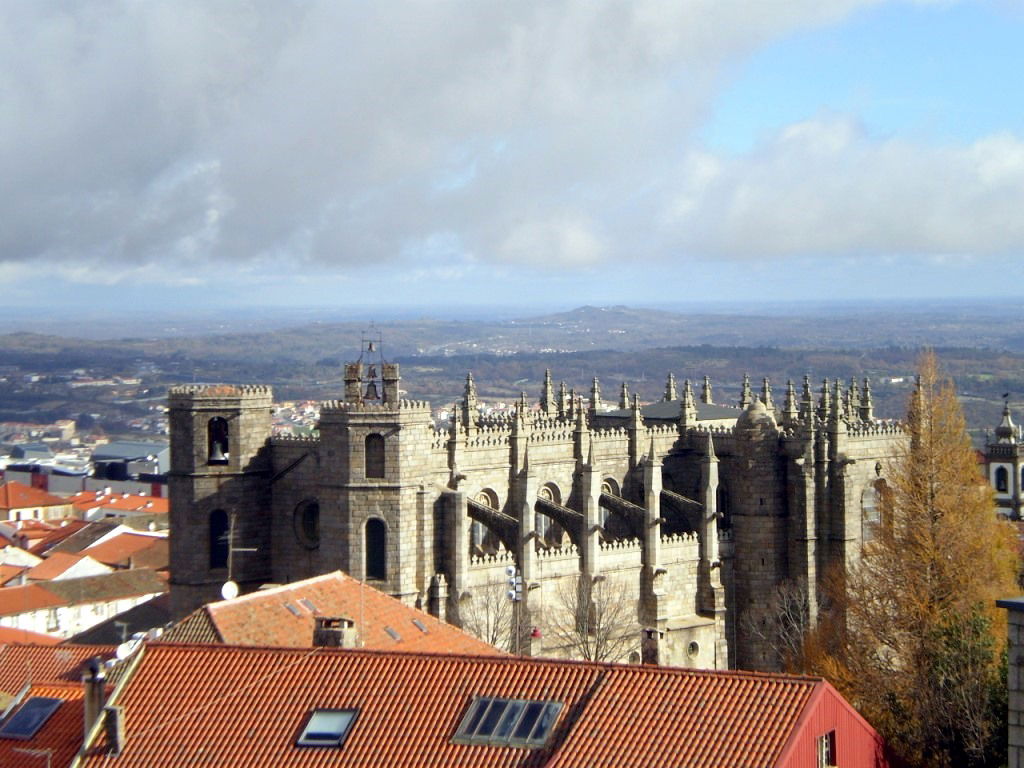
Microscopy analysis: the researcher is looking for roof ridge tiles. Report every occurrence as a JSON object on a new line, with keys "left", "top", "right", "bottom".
{"left": 144, "top": 640, "right": 823, "bottom": 683}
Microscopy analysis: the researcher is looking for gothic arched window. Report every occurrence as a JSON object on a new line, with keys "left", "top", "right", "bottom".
{"left": 365, "top": 434, "right": 385, "bottom": 479}
{"left": 366, "top": 518, "right": 387, "bottom": 580}
{"left": 996, "top": 466, "right": 1009, "bottom": 494}
{"left": 209, "top": 509, "right": 229, "bottom": 569}
{"left": 207, "top": 417, "right": 229, "bottom": 465}
{"left": 861, "top": 483, "right": 880, "bottom": 543}
{"left": 717, "top": 484, "right": 731, "bottom": 532}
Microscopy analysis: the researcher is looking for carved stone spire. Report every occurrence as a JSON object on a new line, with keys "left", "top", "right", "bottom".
{"left": 558, "top": 381, "right": 569, "bottom": 419}
{"left": 462, "top": 373, "right": 478, "bottom": 432}
{"left": 783, "top": 379, "right": 798, "bottom": 426}
{"left": 740, "top": 374, "right": 752, "bottom": 409}
{"left": 761, "top": 377, "right": 774, "bottom": 412}
{"left": 619, "top": 381, "right": 630, "bottom": 410}
{"left": 818, "top": 379, "right": 831, "bottom": 421}
{"left": 701, "top": 375, "right": 713, "bottom": 404}
{"left": 859, "top": 378, "right": 874, "bottom": 422}
{"left": 590, "top": 377, "right": 602, "bottom": 413}
{"left": 664, "top": 372, "right": 677, "bottom": 402}
{"left": 541, "top": 369, "right": 554, "bottom": 415}
{"left": 680, "top": 379, "right": 697, "bottom": 428}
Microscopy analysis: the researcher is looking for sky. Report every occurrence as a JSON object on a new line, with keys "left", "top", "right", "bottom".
{"left": 3, "top": 0, "right": 1024, "bottom": 315}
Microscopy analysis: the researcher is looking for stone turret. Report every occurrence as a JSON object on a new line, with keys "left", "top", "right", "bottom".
{"left": 701, "top": 375, "right": 713, "bottom": 405}
{"left": 782, "top": 380, "right": 798, "bottom": 427}
{"left": 664, "top": 373, "right": 677, "bottom": 402}
{"left": 619, "top": 382, "right": 630, "bottom": 410}
{"left": 462, "top": 373, "right": 478, "bottom": 433}
{"left": 679, "top": 379, "right": 697, "bottom": 429}
{"left": 740, "top": 374, "right": 752, "bottom": 409}
{"left": 541, "top": 369, "right": 554, "bottom": 415}
{"left": 859, "top": 378, "right": 874, "bottom": 422}
{"left": 761, "top": 378, "right": 774, "bottom": 413}
{"left": 590, "top": 377, "right": 602, "bottom": 414}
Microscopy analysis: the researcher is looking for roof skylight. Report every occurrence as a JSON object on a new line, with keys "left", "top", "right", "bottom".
{"left": 296, "top": 708, "right": 358, "bottom": 748}
{"left": 384, "top": 626, "right": 400, "bottom": 641}
{"left": 284, "top": 602, "right": 302, "bottom": 617}
{"left": 298, "top": 598, "right": 317, "bottom": 613}
{"left": 0, "top": 697, "right": 63, "bottom": 741}
{"left": 412, "top": 618, "right": 428, "bottom": 633}
{"left": 453, "top": 696, "right": 562, "bottom": 748}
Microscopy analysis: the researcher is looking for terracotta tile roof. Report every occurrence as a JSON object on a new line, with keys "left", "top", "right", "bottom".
{"left": 79, "top": 643, "right": 836, "bottom": 768}
{"left": 0, "top": 569, "right": 166, "bottom": 619}
{"left": 0, "top": 627, "right": 61, "bottom": 645}
{"left": 38, "top": 521, "right": 118, "bottom": 556}
{"left": 41, "top": 568, "right": 166, "bottom": 606}
{"left": 25, "top": 520, "right": 92, "bottom": 555}
{"left": 0, "top": 583, "right": 65, "bottom": 617}
{"left": 0, "top": 643, "right": 115, "bottom": 693}
{"left": 162, "top": 571, "right": 501, "bottom": 655}
{"left": 23, "top": 551, "right": 87, "bottom": 581}
{"left": 81, "top": 533, "right": 167, "bottom": 568}
{"left": 70, "top": 491, "right": 169, "bottom": 515}
{"left": 0, "top": 682, "right": 86, "bottom": 768}
{"left": 0, "top": 481, "right": 69, "bottom": 510}
{"left": 0, "top": 563, "right": 27, "bottom": 585}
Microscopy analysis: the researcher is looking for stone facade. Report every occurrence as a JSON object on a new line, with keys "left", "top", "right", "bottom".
{"left": 168, "top": 350, "right": 904, "bottom": 670}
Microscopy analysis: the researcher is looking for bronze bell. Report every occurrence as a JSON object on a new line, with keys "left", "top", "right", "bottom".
{"left": 209, "top": 441, "right": 228, "bottom": 463}
{"left": 364, "top": 380, "right": 380, "bottom": 400}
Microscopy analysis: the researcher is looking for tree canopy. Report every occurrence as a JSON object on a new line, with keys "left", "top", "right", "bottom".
{"left": 809, "top": 351, "right": 1019, "bottom": 767}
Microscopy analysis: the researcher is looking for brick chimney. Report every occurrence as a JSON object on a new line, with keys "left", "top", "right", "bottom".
{"left": 313, "top": 616, "right": 357, "bottom": 648}
{"left": 83, "top": 656, "right": 106, "bottom": 740}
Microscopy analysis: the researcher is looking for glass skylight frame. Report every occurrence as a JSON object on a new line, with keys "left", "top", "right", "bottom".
{"left": 295, "top": 708, "right": 358, "bottom": 748}
{"left": 0, "top": 697, "right": 63, "bottom": 741}
{"left": 453, "top": 696, "right": 562, "bottom": 748}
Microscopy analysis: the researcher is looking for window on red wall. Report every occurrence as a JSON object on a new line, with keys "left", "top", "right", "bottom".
{"left": 816, "top": 730, "right": 837, "bottom": 767}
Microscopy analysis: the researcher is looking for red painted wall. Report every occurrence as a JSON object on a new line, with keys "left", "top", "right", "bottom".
{"left": 776, "top": 682, "right": 889, "bottom": 768}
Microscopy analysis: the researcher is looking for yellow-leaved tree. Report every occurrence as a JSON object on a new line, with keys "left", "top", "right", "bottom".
{"left": 809, "top": 351, "right": 1020, "bottom": 767}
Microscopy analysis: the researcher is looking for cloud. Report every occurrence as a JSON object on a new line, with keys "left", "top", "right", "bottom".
{"left": 664, "top": 116, "right": 1024, "bottom": 259}
{"left": 1, "top": 0, "right": 994, "bottom": 288}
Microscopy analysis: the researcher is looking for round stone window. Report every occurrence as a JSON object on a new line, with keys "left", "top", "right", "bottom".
{"left": 293, "top": 500, "right": 320, "bottom": 550}
{"left": 687, "top": 641, "right": 700, "bottom": 659}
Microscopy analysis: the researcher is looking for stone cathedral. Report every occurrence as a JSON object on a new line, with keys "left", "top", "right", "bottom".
{"left": 168, "top": 341, "right": 903, "bottom": 670}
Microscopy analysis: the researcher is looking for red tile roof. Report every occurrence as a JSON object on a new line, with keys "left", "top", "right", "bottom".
{"left": 163, "top": 571, "right": 502, "bottom": 655}
{"left": 78, "top": 643, "right": 873, "bottom": 768}
{"left": 70, "top": 491, "right": 169, "bottom": 515}
{"left": 0, "top": 582, "right": 66, "bottom": 617}
{"left": 0, "top": 627, "right": 61, "bottom": 645}
{"left": 0, "top": 569, "right": 166, "bottom": 618}
{"left": 23, "top": 551, "right": 88, "bottom": 581}
{"left": 0, "top": 682, "right": 86, "bottom": 768}
{"left": 81, "top": 533, "right": 167, "bottom": 568}
{"left": 0, "top": 643, "right": 115, "bottom": 693}
{"left": 0, "top": 563, "right": 27, "bottom": 585}
{"left": 0, "top": 481, "right": 68, "bottom": 510}
{"left": 25, "top": 520, "right": 92, "bottom": 555}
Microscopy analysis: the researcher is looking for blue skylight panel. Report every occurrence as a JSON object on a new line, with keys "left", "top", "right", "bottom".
{"left": 296, "top": 708, "right": 358, "bottom": 748}
{"left": 454, "top": 696, "right": 562, "bottom": 748}
{"left": 0, "top": 697, "right": 63, "bottom": 741}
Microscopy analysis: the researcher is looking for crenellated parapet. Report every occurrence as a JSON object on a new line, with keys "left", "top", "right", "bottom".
{"left": 320, "top": 398, "right": 431, "bottom": 413}
{"left": 168, "top": 383, "right": 274, "bottom": 411}
{"left": 269, "top": 434, "right": 320, "bottom": 446}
